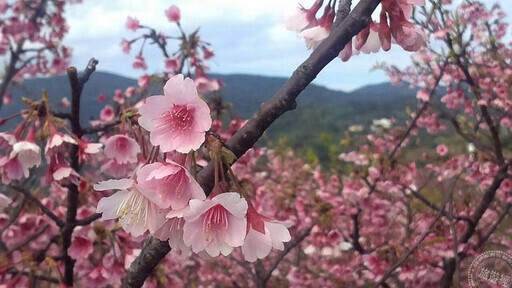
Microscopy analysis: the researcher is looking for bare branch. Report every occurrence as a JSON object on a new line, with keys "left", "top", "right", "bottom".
{"left": 75, "top": 213, "right": 102, "bottom": 226}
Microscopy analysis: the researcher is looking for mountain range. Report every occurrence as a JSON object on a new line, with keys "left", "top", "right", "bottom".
{"left": 0, "top": 71, "right": 420, "bottom": 162}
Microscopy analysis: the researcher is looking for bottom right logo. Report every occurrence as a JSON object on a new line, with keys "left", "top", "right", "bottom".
{"left": 468, "top": 250, "right": 512, "bottom": 288}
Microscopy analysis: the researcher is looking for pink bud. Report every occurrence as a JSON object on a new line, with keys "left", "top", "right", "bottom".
{"left": 165, "top": 5, "right": 181, "bottom": 22}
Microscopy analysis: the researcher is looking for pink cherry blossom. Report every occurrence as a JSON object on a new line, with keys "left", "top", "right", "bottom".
{"left": 97, "top": 94, "right": 106, "bottom": 103}
{"left": 283, "top": 0, "right": 323, "bottom": 32}
{"left": 138, "top": 74, "right": 212, "bottom": 153}
{"left": 138, "top": 74, "right": 150, "bottom": 88}
{"left": 100, "top": 159, "right": 134, "bottom": 178}
{"left": 183, "top": 192, "right": 248, "bottom": 257}
{"left": 152, "top": 209, "right": 190, "bottom": 254}
{"left": 242, "top": 205, "right": 291, "bottom": 262}
{"left": 100, "top": 105, "right": 115, "bottom": 122}
{"left": 165, "top": 57, "right": 181, "bottom": 71}
{"left": 121, "top": 39, "right": 131, "bottom": 54}
{"left": 201, "top": 47, "right": 214, "bottom": 60}
{"left": 0, "top": 156, "right": 25, "bottom": 184}
{"left": 125, "top": 16, "right": 140, "bottom": 31}
{"left": 45, "top": 126, "right": 77, "bottom": 156}
{"left": 132, "top": 55, "right": 147, "bottom": 70}
{"left": 113, "top": 89, "right": 125, "bottom": 104}
{"left": 103, "top": 134, "right": 140, "bottom": 164}
{"left": 10, "top": 127, "right": 41, "bottom": 171}
{"left": 3, "top": 93, "right": 12, "bottom": 105}
{"left": 77, "top": 138, "right": 103, "bottom": 162}
{"left": 416, "top": 89, "right": 430, "bottom": 101}
{"left": 298, "top": 4, "right": 334, "bottom": 50}
{"left": 137, "top": 161, "right": 205, "bottom": 210}
{"left": 195, "top": 76, "right": 220, "bottom": 94}
{"left": 0, "top": 193, "right": 12, "bottom": 211}
{"left": 43, "top": 156, "right": 80, "bottom": 186}
{"left": 125, "top": 86, "right": 135, "bottom": 97}
{"left": 68, "top": 235, "right": 93, "bottom": 259}
{"left": 379, "top": 12, "right": 391, "bottom": 51}
{"left": 165, "top": 5, "right": 180, "bottom": 23}
{"left": 95, "top": 178, "right": 165, "bottom": 236}
{"left": 436, "top": 144, "right": 448, "bottom": 156}
{"left": 61, "top": 97, "right": 70, "bottom": 107}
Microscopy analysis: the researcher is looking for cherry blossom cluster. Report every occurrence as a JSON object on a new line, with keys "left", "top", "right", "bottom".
{"left": 122, "top": 5, "right": 222, "bottom": 95}
{"left": 284, "top": 0, "right": 427, "bottom": 61}
{"left": 93, "top": 74, "right": 291, "bottom": 262}
{"left": 0, "top": 0, "right": 78, "bottom": 106}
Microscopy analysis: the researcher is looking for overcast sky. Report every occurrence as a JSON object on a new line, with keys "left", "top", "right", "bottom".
{"left": 64, "top": 0, "right": 510, "bottom": 91}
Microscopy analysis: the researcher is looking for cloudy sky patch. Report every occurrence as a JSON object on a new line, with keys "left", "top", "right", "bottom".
{"left": 64, "top": 0, "right": 510, "bottom": 91}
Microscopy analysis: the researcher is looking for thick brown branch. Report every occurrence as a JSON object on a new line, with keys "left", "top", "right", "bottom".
{"left": 198, "top": 0, "right": 381, "bottom": 195}
{"left": 120, "top": 238, "right": 172, "bottom": 288}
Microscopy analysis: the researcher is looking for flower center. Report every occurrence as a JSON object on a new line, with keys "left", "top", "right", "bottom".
{"left": 167, "top": 105, "right": 193, "bottom": 132}
{"left": 117, "top": 189, "right": 148, "bottom": 226}
{"left": 116, "top": 137, "right": 128, "bottom": 151}
{"left": 203, "top": 204, "right": 228, "bottom": 241}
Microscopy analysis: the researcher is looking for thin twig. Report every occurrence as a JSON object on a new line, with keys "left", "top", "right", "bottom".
{"left": 9, "top": 185, "right": 64, "bottom": 227}
{"left": 375, "top": 210, "right": 444, "bottom": 287}
{"left": 6, "top": 224, "right": 50, "bottom": 256}
{"left": 75, "top": 213, "right": 102, "bottom": 226}
{"left": 262, "top": 224, "right": 315, "bottom": 286}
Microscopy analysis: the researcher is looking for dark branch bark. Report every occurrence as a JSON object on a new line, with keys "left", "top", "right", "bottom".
{"left": 351, "top": 208, "right": 366, "bottom": 254}
{"left": 120, "top": 0, "right": 381, "bottom": 286}
{"left": 61, "top": 58, "right": 99, "bottom": 286}
{"left": 120, "top": 239, "right": 172, "bottom": 288}
{"left": 75, "top": 213, "right": 102, "bottom": 226}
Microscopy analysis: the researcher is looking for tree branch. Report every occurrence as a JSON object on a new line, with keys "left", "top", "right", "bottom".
{"left": 9, "top": 185, "right": 65, "bottom": 227}
{"left": 75, "top": 213, "right": 102, "bottom": 226}
{"left": 61, "top": 58, "right": 99, "bottom": 286}
{"left": 6, "top": 224, "right": 50, "bottom": 256}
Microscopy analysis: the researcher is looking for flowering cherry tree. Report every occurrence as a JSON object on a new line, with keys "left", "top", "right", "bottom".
{"left": 1, "top": 0, "right": 511, "bottom": 287}
{"left": 0, "top": 0, "right": 78, "bottom": 110}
